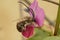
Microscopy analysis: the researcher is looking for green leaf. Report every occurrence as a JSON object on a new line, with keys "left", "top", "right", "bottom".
{"left": 43, "top": 36, "right": 60, "bottom": 40}
{"left": 28, "top": 28, "right": 50, "bottom": 40}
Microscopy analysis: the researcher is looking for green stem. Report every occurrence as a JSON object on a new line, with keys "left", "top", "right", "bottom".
{"left": 54, "top": 1, "right": 60, "bottom": 36}
{"left": 43, "top": 0, "right": 60, "bottom": 5}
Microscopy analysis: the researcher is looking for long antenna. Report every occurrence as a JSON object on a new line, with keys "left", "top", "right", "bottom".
{"left": 18, "top": 2, "right": 29, "bottom": 9}
{"left": 19, "top": 2, "right": 35, "bottom": 19}
{"left": 23, "top": 0, "right": 31, "bottom": 5}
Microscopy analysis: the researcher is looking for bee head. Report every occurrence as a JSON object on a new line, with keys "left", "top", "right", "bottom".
{"left": 16, "top": 17, "right": 35, "bottom": 32}
{"left": 17, "top": 21, "right": 25, "bottom": 32}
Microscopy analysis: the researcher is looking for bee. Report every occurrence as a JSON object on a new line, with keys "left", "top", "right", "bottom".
{"left": 17, "top": 17, "right": 35, "bottom": 32}
{"left": 17, "top": 2, "right": 35, "bottom": 32}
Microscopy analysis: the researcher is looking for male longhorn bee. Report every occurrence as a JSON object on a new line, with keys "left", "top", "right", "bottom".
{"left": 17, "top": 1, "right": 35, "bottom": 32}
{"left": 17, "top": 17, "right": 35, "bottom": 32}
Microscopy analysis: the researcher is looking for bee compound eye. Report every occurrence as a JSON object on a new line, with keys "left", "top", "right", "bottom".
{"left": 17, "top": 23, "right": 23, "bottom": 32}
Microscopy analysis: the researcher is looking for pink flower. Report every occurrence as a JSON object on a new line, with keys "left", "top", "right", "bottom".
{"left": 29, "top": 0, "right": 45, "bottom": 27}
{"left": 22, "top": 24, "right": 34, "bottom": 38}
{"left": 21, "top": 0, "right": 45, "bottom": 38}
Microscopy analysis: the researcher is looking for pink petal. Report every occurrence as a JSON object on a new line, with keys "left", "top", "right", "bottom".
{"left": 29, "top": 0, "right": 45, "bottom": 27}
{"left": 22, "top": 24, "right": 34, "bottom": 38}
{"left": 35, "top": 7, "right": 45, "bottom": 26}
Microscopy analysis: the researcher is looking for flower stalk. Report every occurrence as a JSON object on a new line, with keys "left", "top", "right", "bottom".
{"left": 43, "top": 0, "right": 60, "bottom": 5}
{"left": 54, "top": 1, "right": 60, "bottom": 36}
